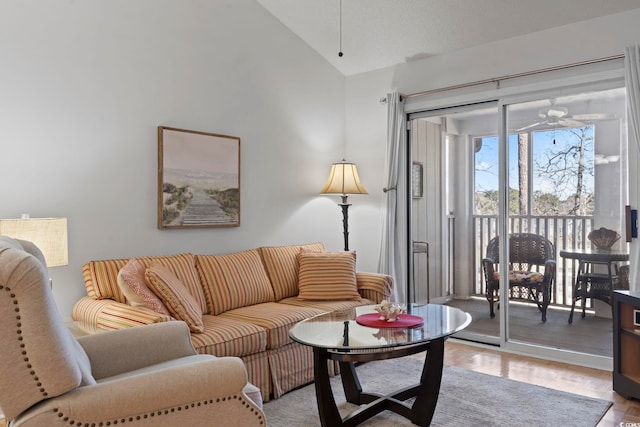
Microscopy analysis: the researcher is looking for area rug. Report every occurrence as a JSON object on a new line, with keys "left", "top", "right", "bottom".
{"left": 263, "top": 357, "right": 612, "bottom": 426}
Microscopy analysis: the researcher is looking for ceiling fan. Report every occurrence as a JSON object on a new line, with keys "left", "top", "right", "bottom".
{"left": 515, "top": 105, "right": 614, "bottom": 132}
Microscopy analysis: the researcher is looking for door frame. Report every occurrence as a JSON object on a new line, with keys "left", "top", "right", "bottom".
{"left": 404, "top": 72, "right": 628, "bottom": 371}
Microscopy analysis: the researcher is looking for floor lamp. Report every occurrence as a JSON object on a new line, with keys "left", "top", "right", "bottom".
{"left": 320, "top": 160, "right": 368, "bottom": 251}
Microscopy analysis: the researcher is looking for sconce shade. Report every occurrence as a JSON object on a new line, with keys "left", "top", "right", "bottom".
{"left": 0, "top": 217, "right": 68, "bottom": 266}
{"left": 320, "top": 161, "right": 368, "bottom": 195}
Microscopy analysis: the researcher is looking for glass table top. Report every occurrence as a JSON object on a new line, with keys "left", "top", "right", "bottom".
{"left": 289, "top": 304, "right": 471, "bottom": 351}
{"left": 559, "top": 248, "right": 629, "bottom": 262}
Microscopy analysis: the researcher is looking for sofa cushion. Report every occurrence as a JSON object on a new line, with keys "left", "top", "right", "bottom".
{"left": 145, "top": 265, "right": 204, "bottom": 333}
{"left": 493, "top": 270, "right": 545, "bottom": 284}
{"left": 297, "top": 251, "right": 360, "bottom": 301}
{"left": 196, "top": 250, "right": 275, "bottom": 315}
{"left": 220, "top": 303, "right": 324, "bottom": 349}
{"left": 278, "top": 296, "right": 374, "bottom": 312}
{"left": 83, "top": 258, "right": 129, "bottom": 302}
{"left": 117, "top": 258, "right": 171, "bottom": 315}
{"left": 190, "top": 315, "right": 267, "bottom": 357}
{"left": 258, "top": 243, "right": 324, "bottom": 301}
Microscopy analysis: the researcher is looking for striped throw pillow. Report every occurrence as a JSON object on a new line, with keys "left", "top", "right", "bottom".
{"left": 145, "top": 264, "right": 204, "bottom": 333}
{"left": 297, "top": 251, "right": 360, "bottom": 301}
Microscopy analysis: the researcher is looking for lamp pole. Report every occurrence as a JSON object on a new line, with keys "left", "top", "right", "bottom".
{"left": 339, "top": 195, "right": 351, "bottom": 251}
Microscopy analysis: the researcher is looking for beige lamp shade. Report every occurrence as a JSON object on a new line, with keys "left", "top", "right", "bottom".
{"left": 320, "top": 161, "right": 368, "bottom": 195}
{"left": 0, "top": 217, "right": 68, "bottom": 266}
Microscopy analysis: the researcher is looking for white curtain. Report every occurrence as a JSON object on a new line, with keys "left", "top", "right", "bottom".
{"left": 626, "top": 46, "right": 640, "bottom": 153}
{"left": 378, "top": 92, "right": 408, "bottom": 303}
{"left": 625, "top": 45, "right": 640, "bottom": 290}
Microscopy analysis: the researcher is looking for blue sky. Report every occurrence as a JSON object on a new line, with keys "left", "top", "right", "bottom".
{"left": 475, "top": 127, "right": 594, "bottom": 200}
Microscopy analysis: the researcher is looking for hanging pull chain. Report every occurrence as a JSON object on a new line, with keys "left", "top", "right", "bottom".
{"left": 338, "top": 0, "right": 343, "bottom": 57}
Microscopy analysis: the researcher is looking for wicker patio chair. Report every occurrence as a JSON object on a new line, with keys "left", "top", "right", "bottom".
{"left": 482, "top": 233, "right": 556, "bottom": 323}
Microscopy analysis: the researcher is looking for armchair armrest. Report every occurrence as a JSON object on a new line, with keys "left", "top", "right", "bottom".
{"left": 77, "top": 321, "right": 197, "bottom": 380}
{"left": 17, "top": 357, "right": 265, "bottom": 427}
{"left": 544, "top": 259, "right": 557, "bottom": 282}
{"left": 482, "top": 256, "right": 496, "bottom": 265}
{"left": 482, "top": 258, "right": 498, "bottom": 286}
{"left": 356, "top": 272, "right": 393, "bottom": 303}
{"left": 482, "top": 257, "right": 497, "bottom": 269}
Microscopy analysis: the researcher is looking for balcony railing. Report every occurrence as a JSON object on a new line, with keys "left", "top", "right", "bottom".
{"left": 473, "top": 215, "right": 596, "bottom": 307}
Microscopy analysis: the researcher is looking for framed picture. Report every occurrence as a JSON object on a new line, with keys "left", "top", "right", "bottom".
{"left": 158, "top": 126, "right": 240, "bottom": 229}
{"left": 412, "top": 162, "right": 423, "bottom": 198}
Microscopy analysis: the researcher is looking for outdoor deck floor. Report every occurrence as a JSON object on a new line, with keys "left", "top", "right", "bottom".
{"left": 446, "top": 297, "right": 613, "bottom": 357}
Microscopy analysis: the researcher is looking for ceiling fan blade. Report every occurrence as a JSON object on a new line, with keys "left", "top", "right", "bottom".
{"left": 559, "top": 118, "right": 586, "bottom": 128}
{"left": 515, "top": 121, "right": 543, "bottom": 132}
{"left": 570, "top": 113, "right": 616, "bottom": 121}
{"left": 546, "top": 106, "right": 568, "bottom": 118}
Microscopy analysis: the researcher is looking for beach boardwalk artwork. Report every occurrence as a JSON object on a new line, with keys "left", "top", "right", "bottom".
{"left": 158, "top": 127, "right": 240, "bottom": 228}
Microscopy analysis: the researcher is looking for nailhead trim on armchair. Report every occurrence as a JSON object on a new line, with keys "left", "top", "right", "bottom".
{"left": 51, "top": 394, "right": 265, "bottom": 426}
{"left": 2, "top": 284, "right": 50, "bottom": 398}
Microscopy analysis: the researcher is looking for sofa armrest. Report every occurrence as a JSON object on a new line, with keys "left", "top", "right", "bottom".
{"left": 77, "top": 321, "right": 197, "bottom": 380}
{"left": 72, "top": 296, "right": 170, "bottom": 333}
{"left": 18, "top": 356, "right": 265, "bottom": 427}
{"left": 356, "top": 272, "right": 394, "bottom": 303}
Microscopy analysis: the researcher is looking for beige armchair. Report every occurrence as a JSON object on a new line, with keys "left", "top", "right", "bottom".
{"left": 0, "top": 236, "right": 265, "bottom": 426}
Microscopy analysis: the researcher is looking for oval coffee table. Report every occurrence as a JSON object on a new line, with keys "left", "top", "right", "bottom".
{"left": 289, "top": 304, "right": 471, "bottom": 426}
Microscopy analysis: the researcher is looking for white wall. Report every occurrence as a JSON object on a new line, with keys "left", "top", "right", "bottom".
{"left": 0, "top": 0, "right": 348, "bottom": 319}
{"left": 4, "top": 3, "right": 640, "bottom": 320}
{"left": 345, "top": 8, "right": 640, "bottom": 295}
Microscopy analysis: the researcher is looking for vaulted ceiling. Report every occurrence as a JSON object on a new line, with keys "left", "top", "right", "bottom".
{"left": 256, "top": 0, "right": 640, "bottom": 76}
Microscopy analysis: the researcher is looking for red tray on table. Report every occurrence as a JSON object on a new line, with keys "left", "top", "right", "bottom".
{"left": 355, "top": 313, "right": 424, "bottom": 328}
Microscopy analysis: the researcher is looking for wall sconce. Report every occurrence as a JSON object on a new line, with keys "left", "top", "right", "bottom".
{"left": 0, "top": 216, "right": 68, "bottom": 267}
{"left": 320, "top": 160, "right": 368, "bottom": 251}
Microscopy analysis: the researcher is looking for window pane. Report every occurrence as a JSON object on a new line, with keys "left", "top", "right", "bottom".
{"left": 474, "top": 136, "right": 498, "bottom": 214}
{"left": 532, "top": 126, "right": 594, "bottom": 216}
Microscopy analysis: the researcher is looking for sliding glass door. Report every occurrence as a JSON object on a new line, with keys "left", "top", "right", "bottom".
{"left": 502, "top": 87, "right": 628, "bottom": 362}
{"left": 408, "top": 83, "right": 629, "bottom": 368}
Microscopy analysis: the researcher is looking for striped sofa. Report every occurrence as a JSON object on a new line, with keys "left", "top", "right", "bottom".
{"left": 72, "top": 243, "right": 393, "bottom": 401}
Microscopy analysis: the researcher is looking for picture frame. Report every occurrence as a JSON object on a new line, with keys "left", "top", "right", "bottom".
{"left": 158, "top": 126, "right": 240, "bottom": 229}
{"left": 412, "top": 161, "right": 423, "bottom": 198}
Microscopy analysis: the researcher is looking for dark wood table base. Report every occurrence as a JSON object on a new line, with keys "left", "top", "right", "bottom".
{"left": 312, "top": 338, "right": 445, "bottom": 427}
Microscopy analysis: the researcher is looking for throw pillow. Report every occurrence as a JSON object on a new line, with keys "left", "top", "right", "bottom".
{"left": 117, "top": 259, "right": 171, "bottom": 316}
{"left": 145, "top": 264, "right": 204, "bottom": 333}
{"left": 297, "top": 251, "right": 360, "bottom": 301}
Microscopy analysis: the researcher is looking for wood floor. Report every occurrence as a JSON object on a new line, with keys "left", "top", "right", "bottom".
{"left": 441, "top": 339, "right": 640, "bottom": 426}
{"left": 1, "top": 340, "right": 638, "bottom": 426}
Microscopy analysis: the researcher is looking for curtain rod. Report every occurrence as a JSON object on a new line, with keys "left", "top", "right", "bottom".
{"left": 380, "top": 53, "right": 625, "bottom": 103}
